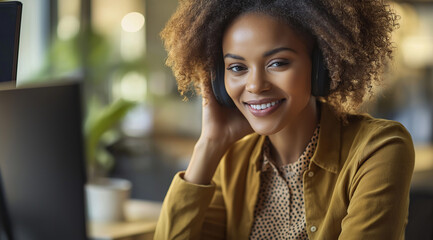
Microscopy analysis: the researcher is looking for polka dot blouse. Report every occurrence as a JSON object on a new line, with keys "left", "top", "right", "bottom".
{"left": 249, "top": 124, "right": 320, "bottom": 240}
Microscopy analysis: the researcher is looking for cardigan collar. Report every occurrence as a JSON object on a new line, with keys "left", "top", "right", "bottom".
{"left": 252, "top": 101, "right": 341, "bottom": 174}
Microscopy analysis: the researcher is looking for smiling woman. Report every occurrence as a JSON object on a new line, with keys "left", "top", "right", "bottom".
{"left": 155, "top": 1, "right": 415, "bottom": 240}
{"left": 223, "top": 13, "right": 317, "bottom": 166}
{"left": 223, "top": 13, "right": 313, "bottom": 135}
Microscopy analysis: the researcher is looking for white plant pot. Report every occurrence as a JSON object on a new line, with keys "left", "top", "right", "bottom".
{"left": 85, "top": 178, "right": 132, "bottom": 223}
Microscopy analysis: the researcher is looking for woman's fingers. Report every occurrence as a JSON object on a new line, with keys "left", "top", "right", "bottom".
{"left": 199, "top": 79, "right": 253, "bottom": 144}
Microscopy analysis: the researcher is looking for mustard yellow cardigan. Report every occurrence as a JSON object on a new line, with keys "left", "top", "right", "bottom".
{"left": 155, "top": 102, "right": 415, "bottom": 240}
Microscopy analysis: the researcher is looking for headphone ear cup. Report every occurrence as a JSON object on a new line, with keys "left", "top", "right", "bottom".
{"left": 311, "top": 47, "right": 331, "bottom": 97}
{"left": 211, "top": 56, "right": 236, "bottom": 107}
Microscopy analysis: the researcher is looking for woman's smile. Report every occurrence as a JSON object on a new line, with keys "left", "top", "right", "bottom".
{"left": 243, "top": 98, "right": 285, "bottom": 117}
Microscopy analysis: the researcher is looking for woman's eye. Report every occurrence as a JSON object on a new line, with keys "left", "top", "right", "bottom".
{"left": 269, "top": 61, "right": 289, "bottom": 68}
{"left": 227, "top": 65, "right": 247, "bottom": 73}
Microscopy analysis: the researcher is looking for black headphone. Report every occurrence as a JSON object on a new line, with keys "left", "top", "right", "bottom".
{"left": 211, "top": 46, "right": 331, "bottom": 107}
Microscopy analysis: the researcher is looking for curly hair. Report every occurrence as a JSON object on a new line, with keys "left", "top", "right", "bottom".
{"left": 160, "top": 0, "right": 399, "bottom": 120}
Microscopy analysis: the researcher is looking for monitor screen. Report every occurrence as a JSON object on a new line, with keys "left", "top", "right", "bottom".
{"left": 0, "top": 82, "right": 88, "bottom": 240}
{"left": 0, "top": 1, "right": 22, "bottom": 83}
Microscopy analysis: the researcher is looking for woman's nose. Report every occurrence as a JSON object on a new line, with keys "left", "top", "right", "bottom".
{"left": 245, "top": 69, "right": 271, "bottom": 94}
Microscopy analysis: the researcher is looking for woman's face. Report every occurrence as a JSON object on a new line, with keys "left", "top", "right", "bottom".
{"left": 222, "top": 12, "right": 314, "bottom": 135}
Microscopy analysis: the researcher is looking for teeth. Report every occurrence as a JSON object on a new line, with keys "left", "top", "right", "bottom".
{"left": 250, "top": 100, "right": 280, "bottom": 110}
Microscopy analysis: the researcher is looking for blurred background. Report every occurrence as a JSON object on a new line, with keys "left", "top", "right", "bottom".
{"left": 3, "top": 0, "right": 433, "bottom": 235}
{"left": 7, "top": 0, "right": 201, "bottom": 203}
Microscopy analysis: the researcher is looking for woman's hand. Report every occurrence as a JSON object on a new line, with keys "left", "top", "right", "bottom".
{"left": 200, "top": 86, "right": 253, "bottom": 148}
{"left": 184, "top": 84, "right": 253, "bottom": 185}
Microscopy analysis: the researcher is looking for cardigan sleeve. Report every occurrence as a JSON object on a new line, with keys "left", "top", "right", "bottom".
{"left": 154, "top": 166, "right": 227, "bottom": 240}
{"left": 339, "top": 123, "right": 415, "bottom": 240}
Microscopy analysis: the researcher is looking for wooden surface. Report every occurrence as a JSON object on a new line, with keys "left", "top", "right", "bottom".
{"left": 89, "top": 200, "right": 162, "bottom": 240}
{"left": 414, "top": 145, "right": 433, "bottom": 172}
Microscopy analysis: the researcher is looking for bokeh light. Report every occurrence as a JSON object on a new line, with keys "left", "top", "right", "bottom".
{"left": 57, "top": 16, "right": 80, "bottom": 40}
{"left": 121, "top": 12, "right": 145, "bottom": 33}
{"left": 120, "top": 71, "right": 147, "bottom": 101}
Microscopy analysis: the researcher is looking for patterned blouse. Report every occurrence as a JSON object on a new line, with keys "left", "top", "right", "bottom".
{"left": 249, "top": 124, "right": 320, "bottom": 240}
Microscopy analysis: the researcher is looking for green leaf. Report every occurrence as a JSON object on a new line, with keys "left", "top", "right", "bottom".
{"left": 85, "top": 99, "right": 137, "bottom": 168}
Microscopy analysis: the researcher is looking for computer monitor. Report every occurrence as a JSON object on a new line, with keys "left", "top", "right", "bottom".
{"left": 0, "top": 82, "right": 88, "bottom": 240}
{"left": 0, "top": 1, "right": 22, "bottom": 84}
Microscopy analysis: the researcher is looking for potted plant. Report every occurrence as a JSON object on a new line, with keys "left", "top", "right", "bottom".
{"left": 84, "top": 98, "right": 137, "bottom": 222}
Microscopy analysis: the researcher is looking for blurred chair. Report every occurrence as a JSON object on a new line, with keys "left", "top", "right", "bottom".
{"left": 406, "top": 169, "right": 433, "bottom": 240}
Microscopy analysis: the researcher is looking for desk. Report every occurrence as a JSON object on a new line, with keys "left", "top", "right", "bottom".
{"left": 414, "top": 145, "right": 433, "bottom": 172}
{"left": 89, "top": 200, "right": 162, "bottom": 240}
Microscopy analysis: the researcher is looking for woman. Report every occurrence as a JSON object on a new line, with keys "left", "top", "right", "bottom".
{"left": 155, "top": 1, "right": 414, "bottom": 239}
